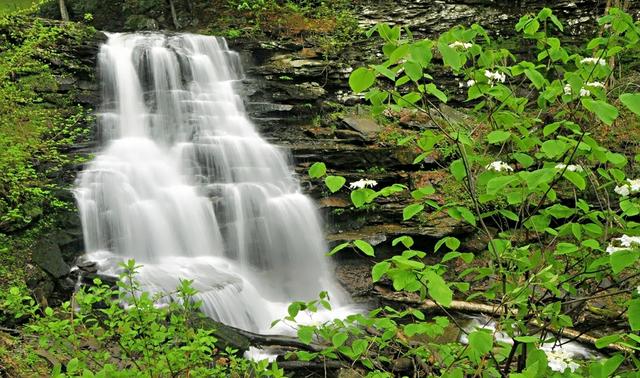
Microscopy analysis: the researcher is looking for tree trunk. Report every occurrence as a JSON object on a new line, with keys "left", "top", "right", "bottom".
{"left": 168, "top": 0, "right": 180, "bottom": 29}
{"left": 58, "top": 0, "right": 69, "bottom": 21}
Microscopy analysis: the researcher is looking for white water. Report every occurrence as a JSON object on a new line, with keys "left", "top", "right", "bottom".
{"left": 74, "top": 33, "right": 350, "bottom": 332}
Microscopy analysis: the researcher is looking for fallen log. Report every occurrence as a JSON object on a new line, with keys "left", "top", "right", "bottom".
{"left": 374, "top": 285, "right": 631, "bottom": 353}
{"left": 193, "top": 317, "right": 325, "bottom": 353}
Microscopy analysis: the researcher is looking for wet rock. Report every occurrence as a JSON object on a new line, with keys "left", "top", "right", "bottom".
{"left": 341, "top": 116, "right": 382, "bottom": 140}
{"left": 32, "top": 237, "right": 70, "bottom": 279}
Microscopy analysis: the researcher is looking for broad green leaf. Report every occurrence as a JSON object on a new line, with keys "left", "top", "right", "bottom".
{"left": 297, "top": 326, "right": 314, "bottom": 344}
{"left": 468, "top": 330, "right": 493, "bottom": 354}
{"left": 450, "top": 159, "right": 467, "bottom": 181}
{"left": 308, "top": 162, "right": 326, "bottom": 178}
{"left": 620, "top": 93, "right": 640, "bottom": 116}
{"left": 426, "top": 83, "right": 447, "bottom": 103}
{"left": 354, "top": 239, "right": 375, "bottom": 257}
{"left": 629, "top": 299, "right": 640, "bottom": 331}
{"left": 404, "top": 61, "right": 423, "bottom": 82}
{"left": 486, "top": 130, "right": 511, "bottom": 144}
{"left": 438, "top": 42, "right": 462, "bottom": 70}
{"left": 328, "top": 242, "right": 350, "bottom": 256}
{"left": 582, "top": 98, "right": 619, "bottom": 125}
{"left": 332, "top": 332, "right": 348, "bottom": 347}
{"left": 425, "top": 271, "right": 452, "bottom": 306}
{"left": 524, "top": 68, "right": 546, "bottom": 89}
{"left": 372, "top": 261, "right": 391, "bottom": 282}
{"left": 609, "top": 249, "right": 638, "bottom": 274}
{"left": 403, "top": 204, "right": 425, "bottom": 220}
{"left": 349, "top": 67, "right": 376, "bottom": 93}
{"left": 392, "top": 235, "right": 414, "bottom": 248}
{"left": 324, "top": 175, "right": 346, "bottom": 193}
{"left": 564, "top": 171, "right": 586, "bottom": 190}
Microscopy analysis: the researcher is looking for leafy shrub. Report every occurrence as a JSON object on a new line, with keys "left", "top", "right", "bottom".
{"left": 303, "top": 7, "right": 640, "bottom": 377}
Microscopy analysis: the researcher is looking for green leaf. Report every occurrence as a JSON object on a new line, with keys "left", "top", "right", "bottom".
{"left": 595, "top": 334, "right": 622, "bottom": 349}
{"left": 392, "top": 235, "right": 414, "bottom": 248}
{"left": 468, "top": 330, "right": 493, "bottom": 354}
{"left": 411, "top": 186, "right": 435, "bottom": 200}
{"left": 328, "top": 242, "right": 350, "bottom": 256}
{"left": 620, "top": 93, "right": 640, "bottom": 116}
{"left": 524, "top": 68, "right": 546, "bottom": 89}
{"left": 404, "top": 61, "right": 423, "bottom": 82}
{"left": 372, "top": 261, "right": 391, "bottom": 282}
{"left": 629, "top": 299, "right": 640, "bottom": 331}
{"left": 354, "top": 239, "right": 375, "bottom": 257}
{"left": 324, "top": 176, "right": 346, "bottom": 193}
{"left": 332, "top": 332, "right": 348, "bottom": 347}
{"left": 403, "top": 204, "right": 425, "bottom": 220}
{"left": 373, "top": 64, "right": 396, "bottom": 81}
{"left": 350, "top": 189, "right": 368, "bottom": 208}
{"left": 450, "top": 159, "right": 467, "bottom": 181}
{"left": 426, "top": 83, "right": 447, "bottom": 103}
{"left": 486, "top": 176, "right": 518, "bottom": 194}
{"left": 438, "top": 42, "right": 462, "bottom": 70}
{"left": 297, "top": 326, "right": 314, "bottom": 344}
{"left": 425, "top": 271, "right": 452, "bottom": 306}
{"left": 308, "top": 162, "right": 326, "bottom": 178}
{"left": 564, "top": 171, "right": 586, "bottom": 190}
{"left": 349, "top": 67, "right": 376, "bottom": 93}
{"left": 514, "top": 336, "right": 540, "bottom": 343}
{"left": 582, "top": 98, "right": 619, "bottom": 125}
{"left": 486, "top": 130, "right": 511, "bottom": 144}
{"left": 609, "top": 249, "right": 638, "bottom": 274}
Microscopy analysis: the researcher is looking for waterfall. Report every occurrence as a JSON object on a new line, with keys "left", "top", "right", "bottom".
{"left": 74, "top": 33, "right": 349, "bottom": 332}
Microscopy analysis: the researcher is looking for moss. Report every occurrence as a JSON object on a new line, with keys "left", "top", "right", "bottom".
{"left": 0, "top": 16, "right": 97, "bottom": 290}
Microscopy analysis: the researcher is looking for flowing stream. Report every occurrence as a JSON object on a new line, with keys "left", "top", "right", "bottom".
{"left": 74, "top": 33, "right": 350, "bottom": 332}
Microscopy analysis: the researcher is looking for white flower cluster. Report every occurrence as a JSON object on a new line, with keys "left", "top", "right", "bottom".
{"left": 606, "top": 234, "right": 640, "bottom": 254}
{"left": 580, "top": 57, "right": 607, "bottom": 66}
{"left": 349, "top": 179, "right": 378, "bottom": 190}
{"left": 586, "top": 81, "right": 605, "bottom": 88}
{"left": 545, "top": 350, "right": 580, "bottom": 373}
{"left": 579, "top": 87, "right": 592, "bottom": 97}
{"left": 459, "top": 79, "right": 476, "bottom": 88}
{"left": 484, "top": 70, "right": 507, "bottom": 86}
{"left": 563, "top": 82, "right": 605, "bottom": 97}
{"left": 486, "top": 161, "right": 514, "bottom": 172}
{"left": 554, "top": 163, "right": 583, "bottom": 172}
{"left": 614, "top": 178, "right": 640, "bottom": 197}
{"left": 449, "top": 41, "right": 473, "bottom": 50}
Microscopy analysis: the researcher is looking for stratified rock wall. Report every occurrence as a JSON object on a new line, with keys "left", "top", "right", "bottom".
{"left": 230, "top": 1, "right": 640, "bottom": 297}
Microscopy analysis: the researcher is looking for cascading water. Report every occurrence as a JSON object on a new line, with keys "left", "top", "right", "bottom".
{"left": 74, "top": 33, "right": 350, "bottom": 332}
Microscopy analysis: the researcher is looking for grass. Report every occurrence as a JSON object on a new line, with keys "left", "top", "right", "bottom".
{"left": 0, "top": 0, "right": 36, "bottom": 15}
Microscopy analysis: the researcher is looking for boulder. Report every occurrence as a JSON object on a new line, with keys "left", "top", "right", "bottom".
{"left": 31, "top": 237, "right": 70, "bottom": 279}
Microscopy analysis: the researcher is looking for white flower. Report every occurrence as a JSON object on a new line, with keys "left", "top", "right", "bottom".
{"left": 586, "top": 81, "right": 605, "bottom": 88}
{"left": 606, "top": 234, "right": 640, "bottom": 254}
{"left": 617, "top": 234, "right": 640, "bottom": 248}
{"left": 628, "top": 179, "right": 640, "bottom": 192}
{"left": 545, "top": 350, "right": 580, "bottom": 372}
{"left": 484, "top": 70, "right": 506, "bottom": 86}
{"left": 614, "top": 184, "right": 630, "bottom": 197}
{"left": 349, "top": 179, "right": 378, "bottom": 190}
{"left": 449, "top": 41, "right": 473, "bottom": 50}
{"left": 485, "top": 161, "right": 514, "bottom": 172}
{"left": 637, "top": 285, "right": 640, "bottom": 295}
{"left": 614, "top": 179, "right": 640, "bottom": 197}
{"left": 580, "top": 57, "right": 607, "bottom": 66}
{"left": 563, "top": 83, "right": 572, "bottom": 96}
{"left": 555, "top": 163, "right": 583, "bottom": 172}
{"left": 459, "top": 81, "right": 465, "bottom": 88}
{"left": 466, "top": 79, "right": 476, "bottom": 87}
{"left": 579, "top": 87, "right": 591, "bottom": 97}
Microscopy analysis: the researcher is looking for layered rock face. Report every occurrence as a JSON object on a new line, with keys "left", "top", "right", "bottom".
{"left": 230, "top": 1, "right": 639, "bottom": 298}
